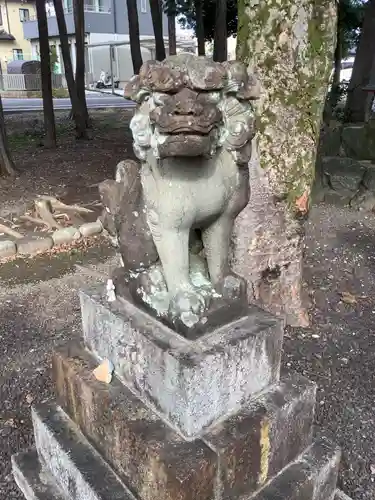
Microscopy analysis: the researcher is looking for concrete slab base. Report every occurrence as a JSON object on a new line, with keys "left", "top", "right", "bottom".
{"left": 52, "top": 343, "right": 317, "bottom": 500}
{"left": 30, "top": 404, "right": 134, "bottom": 500}
{"left": 12, "top": 402, "right": 342, "bottom": 500}
{"left": 80, "top": 285, "right": 283, "bottom": 438}
{"left": 11, "top": 287, "right": 348, "bottom": 500}
{"left": 12, "top": 449, "right": 65, "bottom": 500}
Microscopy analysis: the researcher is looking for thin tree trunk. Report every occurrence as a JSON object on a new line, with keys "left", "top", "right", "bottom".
{"left": 149, "top": 0, "right": 166, "bottom": 61}
{"left": 325, "top": 12, "right": 343, "bottom": 121}
{"left": 0, "top": 95, "right": 17, "bottom": 176}
{"left": 213, "top": 0, "right": 227, "bottom": 62}
{"left": 195, "top": 0, "right": 205, "bottom": 56}
{"left": 168, "top": 13, "right": 176, "bottom": 55}
{"left": 344, "top": 0, "right": 375, "bottom": 123}
{"left": 73, "top": 0, "right": 89, "bottom": 126}
{"left": 235, "top": 0, "right": 337, "bottom": 327}
{"left": 53, "top": 0, "right": 87, "bottom": 138}
{"left": 126, "top": 0, "right": 143, "bottom": 73}
{"left": 36, "top": 0, "right": 56, "bottom": 148}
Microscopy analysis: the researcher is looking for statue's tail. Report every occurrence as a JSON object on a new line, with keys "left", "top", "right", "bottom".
{"left": 99, "top": 160, "right": 158, "bottom": 270}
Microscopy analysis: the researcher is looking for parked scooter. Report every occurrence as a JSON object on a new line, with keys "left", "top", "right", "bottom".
{"left": 95, "top": 70, "right": 120, "bottom": 89}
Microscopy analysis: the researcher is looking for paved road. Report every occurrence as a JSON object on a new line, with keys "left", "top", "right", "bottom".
{"left": 2, "top": 94, "right": 135, "bottom": 114}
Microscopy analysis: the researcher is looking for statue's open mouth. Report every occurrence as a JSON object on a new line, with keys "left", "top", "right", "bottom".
{"left": 152, "top": 128, "right": 217, "bottom": 158}
{"left": 150, "top": 108, "right": 221, "bottom": 136}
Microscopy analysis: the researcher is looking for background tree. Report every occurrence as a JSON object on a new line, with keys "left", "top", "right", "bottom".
{"left": 149, "top": 0, "right": 166, "bottom": 60}
{"left": 73, "top": 0, "right": 89, "bottom": 126}
{"left": 213, "top": 0, "right": 227, "bottom": 61}
{"left": 326, "top": 0, "right": 364, "bottom": 117}
{"left": 195, "top": 0, "right": 205, "bottom": 55}
{"left": 0, "top": 95, "right": 17, "bottom": 177}
{"left": 178, "top": 0, "right": 237, "bottom": 43}
{"left": 345, "top": 0, "right": 375, "bottom": 122}
{"left": 36, "top": 0, "right": 56, "bottom": 148}
{"left": 235, "top": 0, "right": 337, "bottom": 326}
{"left": 126, "top": 0, "right": 143, "bottom": 73}
{"left": 164, "top": 0, "right": 177, "bottom": 55}
{"left": 54, "top": 0, "right": 87, "bottom": 137}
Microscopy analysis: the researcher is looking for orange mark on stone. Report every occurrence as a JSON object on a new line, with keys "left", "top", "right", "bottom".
{"left": 295, "top": 191, "right": 309, "bottom": 214}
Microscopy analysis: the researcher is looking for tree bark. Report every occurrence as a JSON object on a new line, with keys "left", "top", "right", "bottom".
{"left": 126, "top": 0, "right": 143, "bottom": 73}
{"left": 168, "top": 12, "right": 177, "bottom": 55}
{"left": 53, "top": 0, "right": 87, "bottom": 138}
{"left": 235, "top": 0, "right": 337, "bottom": 327}
{"left": 344, "top": 0, "right": 375, "bottom": 123}
{"left": 195, "top": 0, "right": 205, "bottom": 56}
{"left": 213, "top": 0, "right": 227, "bottom": 62}
{"left": 73, "top": 0, "right": 89, "bottom": 126}
{"left": 149, "top": 0, "right": 166, "bottom": 61}
{"left": 0, "top": 95, "right": 17, "bottom": 176}
{"left": 36, "top": 0, "right": 56, "bottom": 148}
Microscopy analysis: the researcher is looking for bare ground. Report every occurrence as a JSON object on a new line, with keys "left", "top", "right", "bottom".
{"left": 0, "top": 113, "right": 374, "bottom": 499}
{"left": 0, "top": 109, "right": 134, "bottom": 219}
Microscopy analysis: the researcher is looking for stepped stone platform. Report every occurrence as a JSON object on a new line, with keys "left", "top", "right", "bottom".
{"left": 12, "top": 284, "right": 350, "bottom": 500}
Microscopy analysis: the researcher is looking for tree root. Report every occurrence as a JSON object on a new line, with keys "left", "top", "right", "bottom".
{"left": 0, "top": 222, "right": 23, "bottom": 239}
{"left": 19, "top": 214, "right": 53, "bottom": 229}
{"left": 34, "top": 199, "right": 61, "bottom": 230}
{"left": 37, "top": 195, "right": 94, "bottom": 214}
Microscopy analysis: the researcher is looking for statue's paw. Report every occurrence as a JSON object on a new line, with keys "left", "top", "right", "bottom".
{"left": 169, "top": 288, "right": 207, "bottom": 327}
{"left": 215, "top": 272, "right": 247, "bottom": 301}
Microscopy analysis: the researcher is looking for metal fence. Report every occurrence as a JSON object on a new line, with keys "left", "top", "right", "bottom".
{"left": 0, "top": 73, "right": 67, "bottom": 91}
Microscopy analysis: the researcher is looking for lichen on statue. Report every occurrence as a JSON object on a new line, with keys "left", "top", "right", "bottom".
{"left": 99, "top": 53, "right": 260, "bottom": 338}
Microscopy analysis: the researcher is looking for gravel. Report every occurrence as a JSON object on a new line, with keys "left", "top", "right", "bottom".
{"left": 1, "top": 201, "right": 374, "bottom": 499}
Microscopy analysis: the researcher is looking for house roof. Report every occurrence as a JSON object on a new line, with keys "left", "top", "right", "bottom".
{"left": 0, "top": 30, "right": 15, "bottom": 41}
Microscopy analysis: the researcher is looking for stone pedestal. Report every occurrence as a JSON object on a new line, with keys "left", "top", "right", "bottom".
{"left": 12, "top": 285, "right": 348, "bottom": 500}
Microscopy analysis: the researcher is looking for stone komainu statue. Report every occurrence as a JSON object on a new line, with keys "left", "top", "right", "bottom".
{"left": 99, "top": 53, "right": 260, "bottom": 336}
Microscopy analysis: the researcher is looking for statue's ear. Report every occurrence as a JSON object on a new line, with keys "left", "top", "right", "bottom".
{"left": 124, "top": 75, "right": 151, "bottom": 104}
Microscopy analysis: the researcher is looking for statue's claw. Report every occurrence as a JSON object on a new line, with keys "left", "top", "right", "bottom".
{"left": 169, "top": 287, "right": 207, "bottom": 327}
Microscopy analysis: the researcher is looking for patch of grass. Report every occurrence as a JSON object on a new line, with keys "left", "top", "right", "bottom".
{"left": 52, "top": 88, "right": 69, "bottom": 98}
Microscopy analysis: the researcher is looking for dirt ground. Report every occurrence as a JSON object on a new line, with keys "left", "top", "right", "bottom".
{"left": 0, "top": 109, "right": 134, "bottom": 219}
{"left": 1, "top": 113, "right": 375, "bottom": 499}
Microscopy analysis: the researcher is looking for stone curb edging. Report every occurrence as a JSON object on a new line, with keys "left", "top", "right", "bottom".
{"left": 0, "top": 219, "right": 103, "bottom": 260}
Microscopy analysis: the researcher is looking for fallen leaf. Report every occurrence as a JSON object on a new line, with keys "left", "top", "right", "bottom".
{"left": 340, "top": 291, "right": 357, "bottom": 305}
{"left": 93, "top": 359, "right": 114, "bottom": 384}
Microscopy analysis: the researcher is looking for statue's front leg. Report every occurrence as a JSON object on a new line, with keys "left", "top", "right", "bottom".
{"left": 203, "top": 215, "right": 247, "bottom": 300}
{"left": 202, "top": 215, "right": 233, "bottom": 285}
{"left": 150, "top": 223, "right": 190, "bottom": 296}
{"left": 148, "top": 217, "right": 206, "bottom": 316}
{"left": 202, "top": 164, "right": 250, "bottom": 298}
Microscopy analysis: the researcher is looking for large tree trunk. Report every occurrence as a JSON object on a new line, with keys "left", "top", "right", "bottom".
{"left": 195, "top": 0, "right": 205, "bottom": 56}
{"left": 168, "top": 12, "right": 177, "bottom": 55}
{"left": 126, "top": 0, "right": 143, "bottom": 73}
{"left": 213, "top": 0, "right": 227, "bottom": 62}
{"left": 36, "top": 0, "right": 56, "bottom": 148}
{"left": 73, "top": 0, "right": 89, "bottom": 126}
{"left": 149, "top": 0, "right": 166, "bottom": 61}
{"left": 235, "top": 0, "right": 337, "bottom": 327}
{"left": 53, "top": 0, "right": 87, "bottom": 138}
{"left": 0, "top": 95, "right": 17, "bottom": 176}
{"left": 344, "top": 0, "right": 375, "bottom": 123}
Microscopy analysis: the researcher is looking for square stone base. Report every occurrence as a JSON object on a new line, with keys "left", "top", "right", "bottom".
{"left": 52, "top": 344, "right": 321, "bottom": 500}
{"left": 12, "top": 400, "right": 341, "bottom": 500}
{"left": 80, "top": 285, "right": 283, "bottom": 438}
